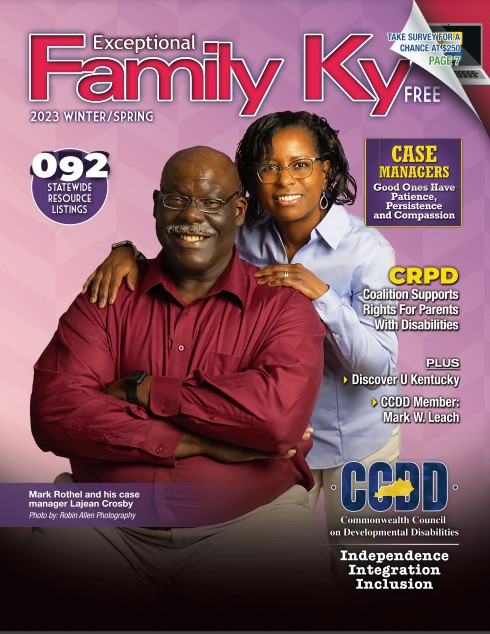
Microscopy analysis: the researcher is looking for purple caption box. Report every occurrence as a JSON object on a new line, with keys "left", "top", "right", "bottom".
{"left": 364, "top": 138, "right": 462, "bottom": 228}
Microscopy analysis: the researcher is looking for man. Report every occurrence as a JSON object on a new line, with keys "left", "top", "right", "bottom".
{"left": 24, "top": 147, "right": 328, "bottom": 629}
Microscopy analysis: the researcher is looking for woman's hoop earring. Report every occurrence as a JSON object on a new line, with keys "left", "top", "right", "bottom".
{"left": 320, "top": 193, "right": 328, "bottom": 210}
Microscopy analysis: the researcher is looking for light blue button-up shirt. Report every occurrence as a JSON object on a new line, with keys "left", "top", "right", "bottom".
{"left": 236, "top": 204, "right": 401, "bottom": 469}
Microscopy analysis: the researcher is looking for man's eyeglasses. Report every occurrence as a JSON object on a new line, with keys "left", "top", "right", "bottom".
{"left": 257, "top": 157, "right": 323, "bottom": 183}
{"left": 160, "top": 191, "right": 239, "bottom": 214}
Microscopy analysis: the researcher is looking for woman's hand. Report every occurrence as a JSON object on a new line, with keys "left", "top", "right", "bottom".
{"left": 254, "top": 263, "right": 329, "bottom": 300}
{"left": 82, "top": 247, "right": 138, "bottom": 308}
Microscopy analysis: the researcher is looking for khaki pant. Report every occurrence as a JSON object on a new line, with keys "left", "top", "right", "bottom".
{"left": 308, "top": 426, "right": 401, "bottom": 532}
{"left": 308, "top": 426, "right": 401, "bottom": 584}
{"left": 11, "top": 485, "right": 330, "bottom": 629}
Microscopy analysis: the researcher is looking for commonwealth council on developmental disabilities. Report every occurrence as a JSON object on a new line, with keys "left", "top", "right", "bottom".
{"left": 341, "top": 515, "right": 459, "bottom": 538}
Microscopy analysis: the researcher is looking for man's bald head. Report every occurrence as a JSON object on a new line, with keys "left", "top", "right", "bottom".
{"left": 161, "top": 146, "right": 240, "bottom": 192}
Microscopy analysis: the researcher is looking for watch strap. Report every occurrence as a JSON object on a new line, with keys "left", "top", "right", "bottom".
{"left": 111, "top": 240, "right": 137, "bottom": 253}
{"left": 126, "top": 382, "right": 139, "bottom": 405}
{"left": 125, "top": 370, "right": 147, "bottom": 405}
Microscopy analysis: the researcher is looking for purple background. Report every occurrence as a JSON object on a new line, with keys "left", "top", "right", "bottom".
{"left": 0, "top": 1, "right": 487, "bottom": 556}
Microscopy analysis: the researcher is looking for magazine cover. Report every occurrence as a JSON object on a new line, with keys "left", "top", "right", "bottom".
{"left": 1, "top": 0, "right": 488, "bottom": 630}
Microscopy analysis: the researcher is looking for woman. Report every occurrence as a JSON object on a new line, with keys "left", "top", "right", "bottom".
{"left": 83, "top": 111, "right": 401, "bottom": 535}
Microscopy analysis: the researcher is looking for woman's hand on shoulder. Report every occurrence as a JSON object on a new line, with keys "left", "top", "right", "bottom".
{"left": 254, "top": 263, "right": 329, "bottom": 300}
{"left": 82, "top": 246, "right": 139, "bottom": 308}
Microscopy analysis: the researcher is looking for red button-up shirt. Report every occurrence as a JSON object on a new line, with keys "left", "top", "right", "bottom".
{"left": 31, "top": 249, "right": 325, "bottom": 525}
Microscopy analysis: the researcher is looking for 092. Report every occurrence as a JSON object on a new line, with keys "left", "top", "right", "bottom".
{"left": 30, "top": 152, "right": 109, "bottom": 182}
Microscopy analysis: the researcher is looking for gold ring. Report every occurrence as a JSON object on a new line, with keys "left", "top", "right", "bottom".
{"left": 284, "top": 270, "right": 289, "bottom": 279}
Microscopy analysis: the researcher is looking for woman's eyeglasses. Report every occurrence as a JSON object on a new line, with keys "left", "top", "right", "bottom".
{"left": 257, "top": 157, "right": 323, "bottom": 183}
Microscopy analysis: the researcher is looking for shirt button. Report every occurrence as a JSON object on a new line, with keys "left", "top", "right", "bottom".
{"left": 155, "top": 447, "right": 162, "bottom": 454}
{"left": 333, "top": 333, "right": 341, "bottom": 340}
{"left": 104, "top": 434, "right": 112, "bottom": 441}
{"left": 178, "top": 345, "right": 185, "bottom": 352}
{"left": 318, "top": 302, "right": 325, "bottom": 310}
{"left": 185, "top": 310, "right": 191, "bottom": 316}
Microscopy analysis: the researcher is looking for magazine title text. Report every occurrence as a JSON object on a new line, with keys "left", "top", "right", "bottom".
{"left": 29, "top": 33, "right": 412, "bottom": 117}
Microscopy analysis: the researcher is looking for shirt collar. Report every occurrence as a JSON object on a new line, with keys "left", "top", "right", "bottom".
{"left": 138, "top": 246, "right": 247, "bottom": 308}
{"left": 256, "top": 203, "right": 350, "bottom": 251}
{"left": 312, "top": 204, "right": 350, "bottom": 250}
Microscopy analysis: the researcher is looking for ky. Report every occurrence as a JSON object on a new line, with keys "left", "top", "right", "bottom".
{"left": 304, "top": 34, "right": 411, "bottom": 117}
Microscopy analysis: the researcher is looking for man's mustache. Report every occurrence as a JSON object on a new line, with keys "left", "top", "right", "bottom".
{"left": 165, "top": 224, "right": 218, "bottom": 237}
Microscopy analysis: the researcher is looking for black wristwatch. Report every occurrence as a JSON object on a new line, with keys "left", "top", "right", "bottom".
{"left": 125, "top": 370, "right": 147, "bottom": 405}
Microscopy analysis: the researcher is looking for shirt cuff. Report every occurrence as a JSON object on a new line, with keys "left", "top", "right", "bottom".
{"left": 313, "top": 286, "right": 342, "bottom": 316}
{"left": 141, "top": 421, "right": 184, "bottom": 466}
{"left": 313, "top": 287, "right": 344, "bottom": 345}
{"left": 149, "top": 376, "right": 184, "bottom": 417}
